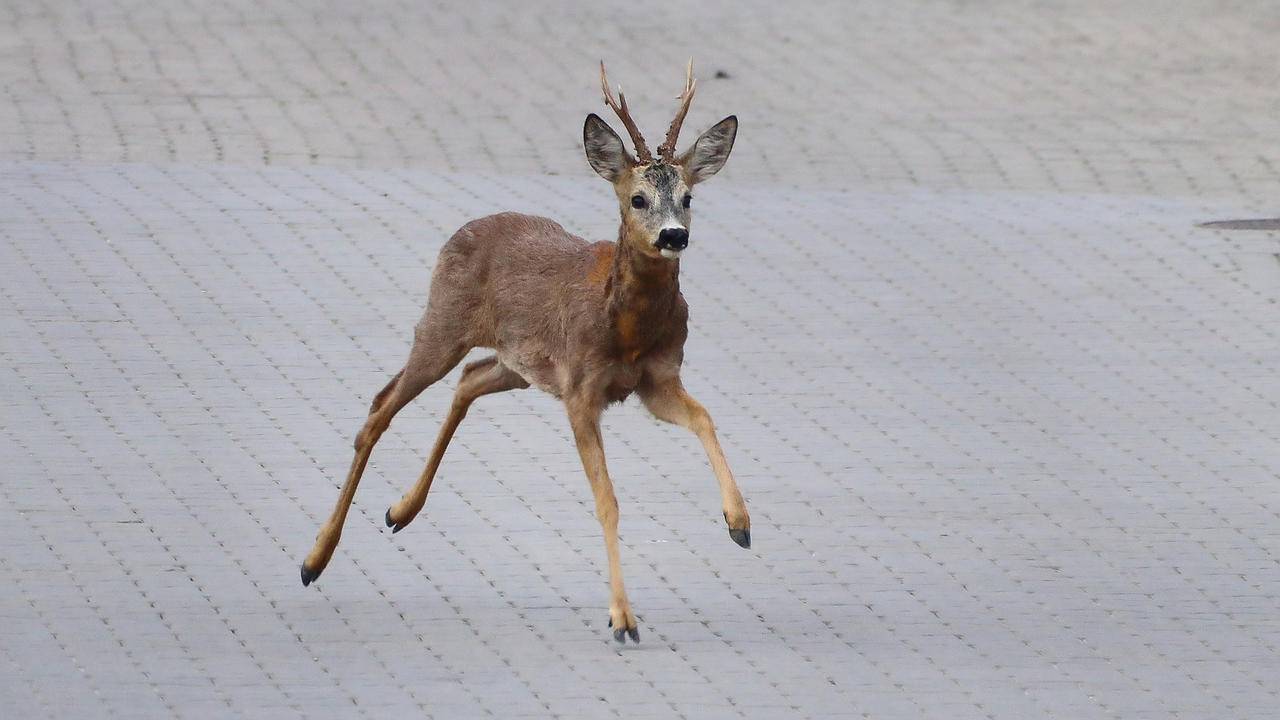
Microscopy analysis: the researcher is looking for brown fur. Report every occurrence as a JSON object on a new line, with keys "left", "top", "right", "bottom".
{"left": 301, "top": 66, "right": 746, "bottom": 644}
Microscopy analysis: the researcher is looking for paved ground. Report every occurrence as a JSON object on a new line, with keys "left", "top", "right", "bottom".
{"left": 3, "top": 1, "right": 1279, "bottom": 718}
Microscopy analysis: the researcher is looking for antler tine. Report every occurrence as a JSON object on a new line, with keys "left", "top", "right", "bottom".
{"left": 599, "top": 61, "right": 653, "bottom": 164}
{"left": 657, "top": 58, "right": 697, "bottom": 162}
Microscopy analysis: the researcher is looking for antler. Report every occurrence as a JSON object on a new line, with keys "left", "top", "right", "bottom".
{"left": 657, "top": 58, "right": 697, "bottom": 163}
{"left": 599, "top": 61, "right": 653, "bottom": 164}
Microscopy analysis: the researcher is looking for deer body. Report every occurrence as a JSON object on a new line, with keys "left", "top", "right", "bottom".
{"left": 428, "top": 211, "right": 686, "bottom": 402}
{"left": 300, "top": 63, "right": 748, "bottom": 644}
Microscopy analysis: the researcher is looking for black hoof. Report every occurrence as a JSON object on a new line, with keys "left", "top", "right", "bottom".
{"left": 300, "top": 564, "right": 321, "bottom": 587}
{"left": 608, "top": 618, "right": 640, "bottom": 644}
{"left": 385, "top": 509, "right": 405, "bottom": 533}
{"left": 729, "top": 528, "right": 751, "bottom": 549}
{"left": 612, "top": 627, "right": 639, "bottom": 644}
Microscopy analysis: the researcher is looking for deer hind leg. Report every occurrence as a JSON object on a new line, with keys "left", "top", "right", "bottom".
{"left": 638, "top": 374, "right": 751, "bottom": 549}
{"left": 300, "top": 335, "right": 469, "bottom": 586}
{"left": 385, "top": 355, "right": 529, "bottom": 532}
{"left": 566, "top": 394, "right": 639, "bottom": 643}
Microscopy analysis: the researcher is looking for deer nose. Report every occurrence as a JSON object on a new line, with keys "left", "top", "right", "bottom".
{"left": 656, "top": 227, "right": 689, "bottom": 251}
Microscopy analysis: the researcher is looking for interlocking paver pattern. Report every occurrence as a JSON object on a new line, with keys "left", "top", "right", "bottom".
{"left": 3, "top": 1, "right": 1279, "bottom": 719}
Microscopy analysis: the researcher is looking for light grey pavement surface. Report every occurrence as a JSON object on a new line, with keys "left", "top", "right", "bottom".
{"left": 3, "top": 1, "right": 1279, "bottom": 719}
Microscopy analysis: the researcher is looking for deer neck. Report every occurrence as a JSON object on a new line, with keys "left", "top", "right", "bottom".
{"left": 606, "top": 226, "right": 680, "bottom": 353}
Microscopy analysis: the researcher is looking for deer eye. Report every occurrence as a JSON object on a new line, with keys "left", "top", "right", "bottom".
{"left": 630, "top": 195, "right": 647, "bottom": 209}
{"left": 682, "top": 194, "right": 692, "bottom": 209}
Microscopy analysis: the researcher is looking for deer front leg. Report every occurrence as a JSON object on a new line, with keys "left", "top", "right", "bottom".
{"left": 638, "top": 374, "right": 751, "bottom": 548}
{"left": 565, "top": 395, "right": 639, "bottom": 644}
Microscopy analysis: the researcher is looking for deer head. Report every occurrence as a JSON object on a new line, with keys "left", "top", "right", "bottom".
{"left": 584, "top": 60, "right": 738, "bottom": 261}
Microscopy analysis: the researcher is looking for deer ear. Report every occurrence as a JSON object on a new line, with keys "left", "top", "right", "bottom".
{"left": 682, "top": 115, "right": 737, "bottom": 184}
{"left": 584, "top": 114, "right": 632, "bottom": 182}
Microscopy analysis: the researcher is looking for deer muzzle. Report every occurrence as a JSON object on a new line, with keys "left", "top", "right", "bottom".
{"left": 655, "top": 227, "right": 689, "bottom": 258}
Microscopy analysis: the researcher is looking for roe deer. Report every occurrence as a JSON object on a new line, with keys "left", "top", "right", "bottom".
{"left": 300, "top": 61, "right": 748, "bottom": 643}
